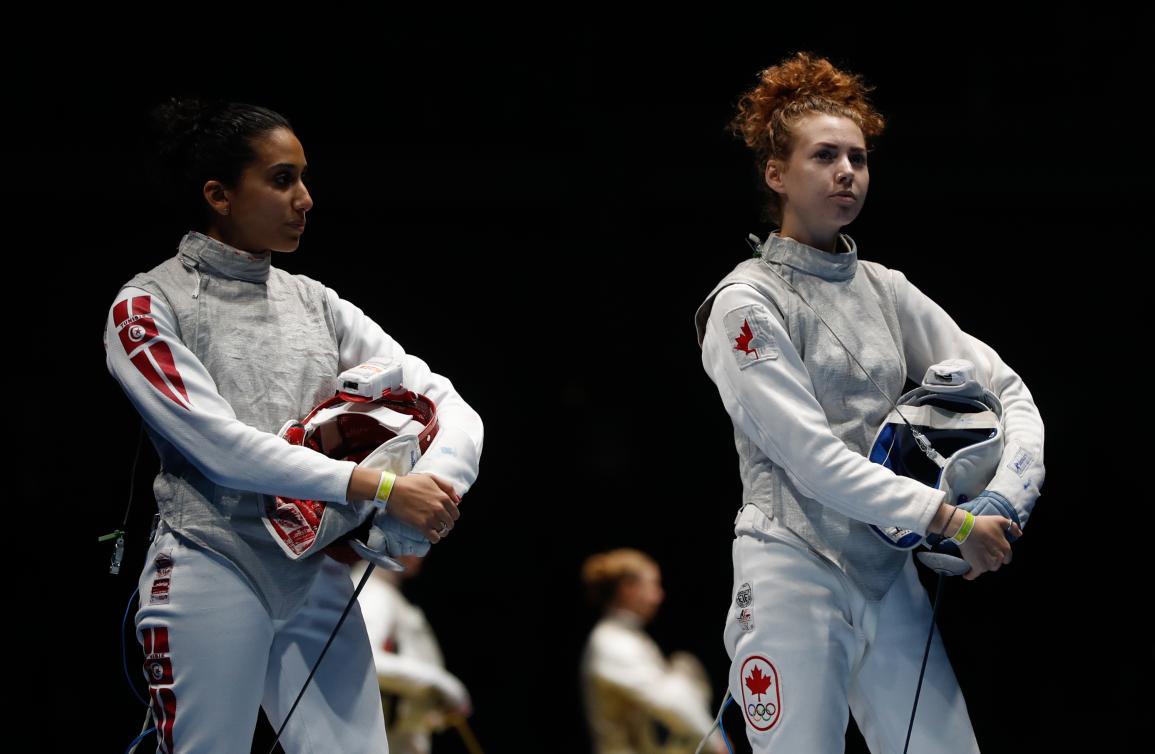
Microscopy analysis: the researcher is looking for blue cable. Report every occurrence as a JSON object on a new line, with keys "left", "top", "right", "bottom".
{"left": 122, "top": 587, "right": 148, "bottom": 706}
{"left": 698, "top": 692, "right": 736, "bottom": 754}
{"left": 720, "top": 694, "right": 735, "bottom": 754}
{"left": 125, "top": 726, "right": 156, "bottom": 754}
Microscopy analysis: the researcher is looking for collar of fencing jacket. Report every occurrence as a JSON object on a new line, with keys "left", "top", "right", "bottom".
{"left": 761, "top": 231, "right": 858, "bottom": 282}
{"left": 177, "top": 230, "right": 272, "bottom": 283}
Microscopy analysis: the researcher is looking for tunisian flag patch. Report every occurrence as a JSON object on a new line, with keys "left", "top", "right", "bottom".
{"left": 113, "top": 294, "right": 191, "bottom": 411}
{"left": 722, "top": 304, "right": 778, "bottom": 369}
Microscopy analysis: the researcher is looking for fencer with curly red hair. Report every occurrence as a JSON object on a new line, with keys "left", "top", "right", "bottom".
{"left": 694, "top": 53, "right": 1045, "bottom": 752}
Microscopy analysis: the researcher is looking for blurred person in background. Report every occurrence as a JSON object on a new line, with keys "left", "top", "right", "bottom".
{"left": 580, "top": 549, "right": 726, "bottom": 754}
{"left": 351, "top": 556, "right": 473, "bottom": 754}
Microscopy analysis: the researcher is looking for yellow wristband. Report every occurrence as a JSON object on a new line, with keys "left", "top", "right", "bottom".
{"left": 374, "top": 470, "right": 397, "bottom": 509}
{"left": 950, "top": 511, "right": 976, "bottom": 545}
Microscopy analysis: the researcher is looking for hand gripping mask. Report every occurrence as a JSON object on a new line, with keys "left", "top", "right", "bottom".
{"left": 868, "top": 359, "right": 1004, "bottom": 549}
{"left": 261, "top": 358, "right": 440, "bottom": 570}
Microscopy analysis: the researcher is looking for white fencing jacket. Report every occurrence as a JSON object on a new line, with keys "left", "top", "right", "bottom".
{"left": 695, "top": 232, "right": 1044, "bottom": 598}
{"left": 105, "top": 231, "right": 484, "bottom": 617}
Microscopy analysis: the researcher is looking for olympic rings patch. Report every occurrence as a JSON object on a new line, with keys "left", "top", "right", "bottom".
{"left": 747, "top": 702, "right": 777, "bottom": 723}
{"left": 738, "top": 654, "right": 781, "bottom": 732}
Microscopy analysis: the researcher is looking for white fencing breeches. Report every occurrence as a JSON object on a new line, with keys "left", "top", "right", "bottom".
{"left": 723, "top": 505, "right": 979, "bottom": 753}
{"left": 135, "top": 526, "right": 389, "bottom": 753}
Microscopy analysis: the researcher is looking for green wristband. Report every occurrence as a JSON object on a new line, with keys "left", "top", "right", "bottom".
{"left": 950, "top": 510, "right": 976, "bottom": 545}
{"left": 374, "top": 470, "right": 397, "bottom": 509}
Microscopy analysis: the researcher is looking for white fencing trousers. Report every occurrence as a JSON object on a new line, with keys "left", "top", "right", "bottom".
{"left": 724, "top": 505, "right": 979, "bottom": 753}
{"left": 135, "top": 526, "right": 389, "bottom": 753}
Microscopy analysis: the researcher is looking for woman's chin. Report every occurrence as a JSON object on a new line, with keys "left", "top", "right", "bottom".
{"left": 270, "top": 238, "right": 302, "bottom": 253}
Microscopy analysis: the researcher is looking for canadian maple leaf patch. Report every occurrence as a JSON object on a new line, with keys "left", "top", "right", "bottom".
{"left": 722, "top": 304, "right": 778, "bottom": 369}
{"left": 735, "top": 319, "right": 757, "bottom": 355}
{"left": 745, "top": 665, "right": 772, "bottom": 697}
{"left": 738, "top": 655, "right": 781, "bottom": 732}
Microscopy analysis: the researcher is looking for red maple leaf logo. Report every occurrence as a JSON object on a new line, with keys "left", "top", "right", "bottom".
{"left": 745, "top": 665, "right": 772, "bottom": 698}
{"left": 734, "top": 319, "right": 758, "bottom": 356}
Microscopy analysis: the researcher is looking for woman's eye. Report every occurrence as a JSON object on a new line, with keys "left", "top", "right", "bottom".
{"left": 850, "top": 153, "right": 867, "bottom": 166}
{"left": 274, "top": 173, "right": 293, "bottom": 187}
{"left": 815, "top": 150, "right": 834, "bottom": 160}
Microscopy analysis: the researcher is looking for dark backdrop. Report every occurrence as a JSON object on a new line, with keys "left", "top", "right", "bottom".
{"left": 10, "top": 12, "right": 1144, "bottom": 753}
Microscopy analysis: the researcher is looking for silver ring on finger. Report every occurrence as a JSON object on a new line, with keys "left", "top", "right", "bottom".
{"left": 436, "top": 523, "right": 450, "bottom": 538}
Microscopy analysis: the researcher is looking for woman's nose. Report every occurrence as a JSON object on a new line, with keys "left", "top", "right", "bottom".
{"left": 835, "top": 157, "right": 854, "bottom": 184}
{"left": 295, "top": 184, "right": 314, "bottom": 212}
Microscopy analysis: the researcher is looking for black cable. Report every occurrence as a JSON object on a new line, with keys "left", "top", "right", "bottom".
{"left": 123, "top": 422, "right": 146, "bottom": 529}
{"left": 103, "top": 422, "right": 148, "bottom": 574}
{"left": 267, "top": 563, "right": 376, "bottom": 754}
{"left": 903, "top": 571, "right": 947, "bottom": 754}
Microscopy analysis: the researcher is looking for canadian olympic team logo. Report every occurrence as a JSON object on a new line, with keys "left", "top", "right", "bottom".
{"left": 739, "top": 655, "right": 781, "bottom": 732}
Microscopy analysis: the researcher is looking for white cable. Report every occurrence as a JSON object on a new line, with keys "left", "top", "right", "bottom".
{"left": 126, "top": 707, "right": 153, "bottom": 754}
{"left": 695, "top": 690, "right": 734, "bottom": 754}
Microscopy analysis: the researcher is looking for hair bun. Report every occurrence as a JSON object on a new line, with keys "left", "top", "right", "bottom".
{"left": 151, "top": 97, "right": 221, "bottom": 155}
{"left": 759, "top": 53, "right": 860, "bottom": 104}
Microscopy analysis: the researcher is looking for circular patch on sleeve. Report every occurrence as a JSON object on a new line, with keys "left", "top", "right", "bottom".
{"left": 739, "top": 654, "right": 781, "bottom": 732}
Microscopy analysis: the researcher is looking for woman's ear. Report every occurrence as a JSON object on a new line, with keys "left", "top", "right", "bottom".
{"left": 764, "top": 160, "right": 786, "bottom": 194}
{"left": 202, "top": 180, "right": 231, "bottom": 217}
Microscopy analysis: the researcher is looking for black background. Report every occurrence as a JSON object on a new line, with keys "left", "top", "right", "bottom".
{"left": 10, "top": 11, "right": 1145, "bottom": 753}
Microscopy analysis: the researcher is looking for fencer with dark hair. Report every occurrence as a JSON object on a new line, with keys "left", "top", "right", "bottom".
{"left": 105, "top": 98, "right": 483, "bottom": 753}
